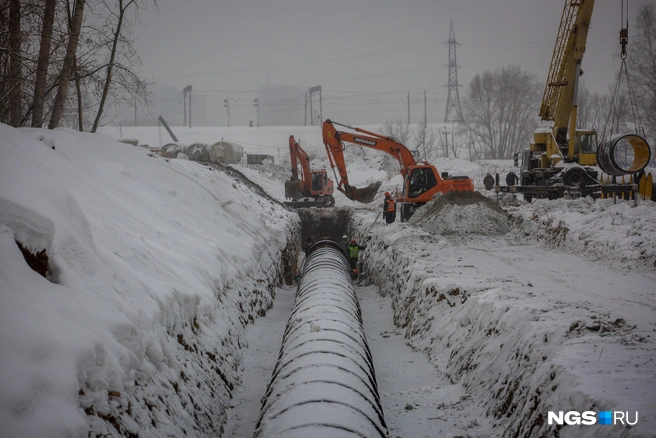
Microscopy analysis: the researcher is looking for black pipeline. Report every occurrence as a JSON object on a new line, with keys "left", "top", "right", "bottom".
{"left": 254, "top": 241, "right": 388, "bottom": 438}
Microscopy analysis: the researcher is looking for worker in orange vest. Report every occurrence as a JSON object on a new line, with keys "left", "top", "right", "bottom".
{"left": 383, "top": 191, "right": 396, "bottom": 225}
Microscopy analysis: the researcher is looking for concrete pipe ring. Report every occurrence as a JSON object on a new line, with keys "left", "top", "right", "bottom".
{"left": 596, "top": 134, "right": 651, "bottom": 177}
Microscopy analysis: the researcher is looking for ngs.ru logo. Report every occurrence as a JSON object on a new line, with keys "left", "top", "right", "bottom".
{"left": 548, "top": 411, "right": 639, "bottom": 426}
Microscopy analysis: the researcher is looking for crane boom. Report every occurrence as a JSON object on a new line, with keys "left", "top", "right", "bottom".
{"left": 540, "top": 0, "right": 594, "bottom": 145}
{"left": 497, "top": 0, "right": 650, "bottom": 202}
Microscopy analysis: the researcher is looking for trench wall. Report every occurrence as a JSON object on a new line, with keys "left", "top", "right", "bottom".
{"left": 352, "top": 215, "right": 624, "bottom": 438}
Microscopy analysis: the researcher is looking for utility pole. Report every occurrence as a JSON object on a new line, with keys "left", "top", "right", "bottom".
{"left": 444, "top": 19, "right": 463, "bottom": 122}
{"left": 223, "top": 98, "right": 230, "bottom": 126}
{"left": 424, "top": 90, "right": 427, "bottom": 127}
{"left": 254, "top": 98, "right": 259, "bottom": 127}
{"left": 183, "top": 85, "right": 192, "bottom": 128}
{"left": 308, "top": 85, "right": 322, "bottom": 126}
{"left": 407, "top": 93, "right": 410, "bottom": 125}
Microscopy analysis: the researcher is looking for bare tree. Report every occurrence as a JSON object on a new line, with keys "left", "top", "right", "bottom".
{"left": 7, "top": 0, "right": 21, "bottom": 127}
{"left": 413, "top": 119, "right": 436, "bottom": 161}
{"left": 628, "top": 3, "right": 656, "bottom": 140}
{"left": 380, "top": 118, "right": 413, "bottom": 145}
{"left": 460, "top": 65, "right": 541, "bottom": 159}
{"left": 436, "top": 124, "right": 461, "bottom": 159}
{"left": 30, "top": 0, "right": 56, "bottom": 127}
{"left": 49, "top": 0, "right": 85, "bottom": 129}
{"left": 91, "top": 0, "right": 134, "bottom": 132}
{"left": 0, "top": 0, "right": 153, "bottom": 130}
{"left": 0, "top": 2, "right": 7, "bottom": 121}
{"left": 76, "top": 0, "right": 154, "bottom": 131}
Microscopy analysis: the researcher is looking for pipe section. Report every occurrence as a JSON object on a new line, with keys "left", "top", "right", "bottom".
{"left": 597, "top": 133, "right": 651, "bottom": 176}
{"left": 254, "top": 241, "right": 388, "bottom": 438}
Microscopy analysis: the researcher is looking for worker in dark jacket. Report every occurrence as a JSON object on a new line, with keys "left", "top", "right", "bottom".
{"left": 383, "top": 192, "right": 396, "bottom": 224}
{"left": 483, "top": 173, "right": 495, "bottom": 190}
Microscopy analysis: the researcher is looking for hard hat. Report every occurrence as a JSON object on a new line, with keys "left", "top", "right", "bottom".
{"left": 384, "top": 191, "right": 390, "bottom": 197}
{"left": 342, "top": 235, "right": 347, "bottom": 239}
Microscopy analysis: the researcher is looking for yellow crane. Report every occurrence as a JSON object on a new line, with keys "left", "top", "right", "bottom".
{"left": 505, "top": 0, "right": 650, "bottom": 202}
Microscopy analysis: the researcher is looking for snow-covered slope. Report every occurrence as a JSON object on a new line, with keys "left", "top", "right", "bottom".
{"left": 356, "top": 194, "right": 656, "bottom": 437}
{"left": 0, "top": 124, "right": 298, "bottom": 437}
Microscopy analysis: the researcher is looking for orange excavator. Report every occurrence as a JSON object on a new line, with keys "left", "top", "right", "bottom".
{"left": 284, "top": 135, "right": 335, "bottom": 208}
{"left": 323, "top": 119, "right": 474, "bottom": 220}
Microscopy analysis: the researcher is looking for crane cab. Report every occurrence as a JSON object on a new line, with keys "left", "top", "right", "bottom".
{"left": 573, "top": 130, "right": 598, "bottom": 166}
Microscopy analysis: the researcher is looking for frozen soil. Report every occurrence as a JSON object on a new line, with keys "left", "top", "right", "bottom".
{"left": 409, "top": 191, "right": 510, "bottom": 236}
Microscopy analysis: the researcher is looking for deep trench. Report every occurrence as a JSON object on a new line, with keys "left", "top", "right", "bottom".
{"left": 227, "top": 206, "right": 495, "bottom": 437}
{"left": 296, "top": 207, "right": 353, "bottom": 244}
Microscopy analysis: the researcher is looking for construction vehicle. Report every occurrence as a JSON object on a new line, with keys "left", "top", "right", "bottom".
{"left": 322, "top": 119, "right": 474, "bottom": 221}
{"left": 499, "top": 0, "right": 650, "bottom": 202}
{"left": 284, "top": 135, "right": 335, "bottom": 208}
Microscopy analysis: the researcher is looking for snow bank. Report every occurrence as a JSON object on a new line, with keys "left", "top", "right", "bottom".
{"left": 0, "top": 124, "right": 298, "bottom": 437}
{"left": 509, "top": 197, "right": 656, "bottom": 272}
{"left": 354, "top": 198, "right": 656, "bottom": 437}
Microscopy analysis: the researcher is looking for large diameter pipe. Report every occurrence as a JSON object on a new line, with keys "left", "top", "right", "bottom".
{"left": 254, "top": 241, "right": 388, "bottom": 438}
{"left": 596, "top": 133, "right": 651, "bottom": 176}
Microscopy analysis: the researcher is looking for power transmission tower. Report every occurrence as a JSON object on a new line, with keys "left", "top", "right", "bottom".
{"left": 444, "top": 19, "right": 462, "bottom": 123}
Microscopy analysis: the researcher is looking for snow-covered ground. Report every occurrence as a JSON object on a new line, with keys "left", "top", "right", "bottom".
{"left": 1, "top": 123, "right": 655, "bottom": 437}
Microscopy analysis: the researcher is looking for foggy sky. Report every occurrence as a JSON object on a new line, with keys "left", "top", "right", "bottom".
{"left": 133, "top": 0, "right": 652, "bottom": 127}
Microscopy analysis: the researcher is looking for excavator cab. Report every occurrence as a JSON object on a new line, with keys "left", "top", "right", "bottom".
{"left": 407, "top": 167, "right": 437, "bottom": 198}
{"left": 311, "top": 171, "right": 323, "bottom": 192}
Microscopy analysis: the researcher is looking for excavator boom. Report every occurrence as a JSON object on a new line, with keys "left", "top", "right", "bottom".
{"left": 322, "top": 119, "right": 473, "bottom": 212}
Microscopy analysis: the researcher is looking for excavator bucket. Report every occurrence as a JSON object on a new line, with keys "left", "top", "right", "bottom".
{"left": 344, "top": 182, "right": 382, "bottom": 204}
{"left": 284, "top": 180, "right": 303, "bottom": 199}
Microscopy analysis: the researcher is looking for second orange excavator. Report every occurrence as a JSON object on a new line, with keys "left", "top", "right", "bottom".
{"left": 284, "top": 135, "right": 335, "bottom": 208}
{"left": 322, "top": 120, "right": 474, "bottom": 220}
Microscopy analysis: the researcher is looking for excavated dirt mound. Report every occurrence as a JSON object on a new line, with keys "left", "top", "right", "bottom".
{"left": 409, "top": 191, "right": 510, "bottom": 236}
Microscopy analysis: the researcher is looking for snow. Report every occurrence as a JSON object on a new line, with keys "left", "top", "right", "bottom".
{"left": 2, "top": 122, "right": 655, "bottom": 437}
{"left": 0, "top": 124, "right": 296, "bottom": 437}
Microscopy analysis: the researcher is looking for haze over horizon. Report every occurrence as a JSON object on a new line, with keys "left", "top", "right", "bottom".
{"left": 132, "top": 0, "right": 651, "bottom": 127}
